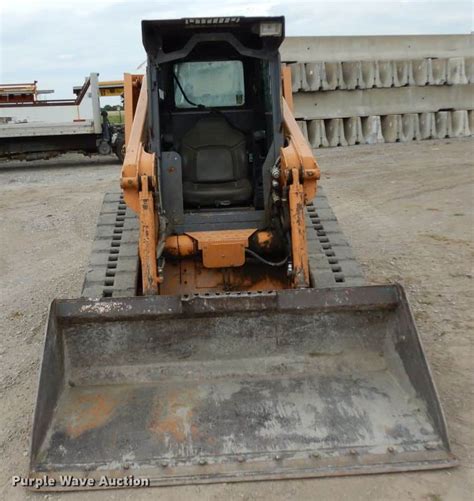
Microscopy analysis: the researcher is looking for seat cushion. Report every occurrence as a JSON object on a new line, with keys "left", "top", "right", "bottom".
{"left": 193, "top": 147, "right": 234, "bottom": 182}
{"left": 180, "top": 116, "right": 251, "bottom": 207}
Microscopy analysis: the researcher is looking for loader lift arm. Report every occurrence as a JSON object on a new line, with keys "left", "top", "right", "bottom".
{"left": 120, "top": 76, "right": 160, "bottom": 294}
{"left": 280, "top": 65, "right": 320, "bottom": 285}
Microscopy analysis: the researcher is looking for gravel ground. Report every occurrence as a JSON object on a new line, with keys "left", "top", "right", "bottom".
{"left": 0, "top": 139, "right": 472, "bottom": 500}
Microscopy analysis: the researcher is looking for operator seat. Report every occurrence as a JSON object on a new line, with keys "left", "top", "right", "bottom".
{"left": 180, "top": 115, "right": 252, "bottom": 207}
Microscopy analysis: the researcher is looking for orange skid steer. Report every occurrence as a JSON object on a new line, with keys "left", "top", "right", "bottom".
{"left": 29, "top": 17, "right": 455, "bottom": 489}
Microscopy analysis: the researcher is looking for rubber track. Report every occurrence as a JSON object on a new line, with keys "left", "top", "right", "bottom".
{"left": 81, "top": 192, "right": 139, "bottom": 298}
{"left": 82, "top": 188, "right": 365, "bottom": 298}
{"left": 306, "top": 187, "right": 365, "bottom": 288}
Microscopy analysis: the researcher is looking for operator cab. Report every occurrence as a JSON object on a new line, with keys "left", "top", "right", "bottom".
{"left": 143, "top": 17, "right": 285, "bottom": 223}
{"left": 160, "top": 51, "right": 273, "bottom": 211}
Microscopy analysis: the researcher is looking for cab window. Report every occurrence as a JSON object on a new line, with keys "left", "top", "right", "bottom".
{"left": 174, "top": 60, "right": 245, "bottom": 108}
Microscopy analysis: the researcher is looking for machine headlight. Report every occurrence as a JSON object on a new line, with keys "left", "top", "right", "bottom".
{"left": 259, "top": 22, "right": 282, "bottom": 37}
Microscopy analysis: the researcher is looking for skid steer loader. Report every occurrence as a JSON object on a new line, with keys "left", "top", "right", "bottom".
{"left": 29, "top": 17, "right": 456, "bottom": 489}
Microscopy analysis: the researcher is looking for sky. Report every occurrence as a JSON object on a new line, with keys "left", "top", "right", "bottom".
{"left": 0, "top": 0, "right": 472, "bottom": 98}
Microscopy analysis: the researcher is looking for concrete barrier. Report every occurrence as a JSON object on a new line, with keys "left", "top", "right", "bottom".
{"left": 293, "top": 85, "right": 473, "bottom": 120}
{"left": 298, "top": 111, "right": 471, "bottom": 148}
{"left": 281, "top": 35, "right": 474, "bottom": 147}
{"left": 289, "top": 58, "right": 473, "bottom": 90}
{"left": 419, "top": 113, "right": 437, "bottom": 140}
{"left": 281, "top": 35, "right": 473, "bottom": 62}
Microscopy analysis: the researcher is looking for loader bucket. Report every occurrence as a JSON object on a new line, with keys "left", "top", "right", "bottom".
{"left": 29, "top": 285, "right": 455, "bottom": 490}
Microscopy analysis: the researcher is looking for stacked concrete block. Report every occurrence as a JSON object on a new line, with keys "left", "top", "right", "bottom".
{"left": 381, "top": 115, "right": 401, "bottom": 143}
{"left": 400, "top": 114, "right": 420, "bottom": 141}
{"left": 435, "top": 112, "right": 452, "bottom": 139}
{"left": 341, "top": 62, "right": 362, "bottom": 89}
{"left": 322, "top": 62, "right": 341, "bottom": 91}
{"left": 290, "top": 63, "right": 304, "bottom": 92}
{"left": 451, "top": 110, "right": 471, "bottom": 137}
{"left": 298, "top": 111, "right": 471, "bottom": 148}
{"left": 326, "top": 119, "right": 348, "bottom": 147}
{"left": 430, "top": 58, "right": 448, "bottom": 85}
{"left": 289, "top": 57, "right": 474, "bottom": 91}
{"left": 361, "top": 116, "right": 385, "bottom": 144}
{"left": 360, "top": 61, "right": 378, "bottom": 89}
{"left": 447, "top": 57, "right": 468, "bottom": 85}
{"left": 411, "top": 59, "right": 430, "bottom": 86}
{"left": 282, "top": 35, "right": 473, "bottom": 147}
{"left": 305, "top": 63, "right": 325, "bottom": 91}
{"left": 393, "top": 61, "right": 410, "bottom": 87}
{"left": 379, "top": 114, "right": 420, "bottom": 143}
{"left": 419, "top": 112, "right": 437, "bottom": 139}
{"left": 377, "top": 61, "right": 393, "bottom": 87}
{"left": 308, "top": 120, "right": 329, "bottom": 147}
{"left": 344, "top": 116, "right": 364, "bottom": 145}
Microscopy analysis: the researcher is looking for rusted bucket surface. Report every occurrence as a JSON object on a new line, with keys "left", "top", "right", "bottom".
{"left": 29, "top": 285, "right": 456, "bottom": 489}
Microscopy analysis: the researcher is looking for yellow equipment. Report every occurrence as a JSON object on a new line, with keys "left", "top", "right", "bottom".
{"left": 28, "top": 16, "right": 455, "bottom": 490}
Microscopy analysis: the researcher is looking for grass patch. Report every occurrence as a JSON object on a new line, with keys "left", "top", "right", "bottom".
{"left": 107, "top": 110, "right": 123, "bottom": 125}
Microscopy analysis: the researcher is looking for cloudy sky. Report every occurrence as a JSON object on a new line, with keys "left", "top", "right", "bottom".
{"left": 0, "top": 0, "right": 472, "bottom": 98}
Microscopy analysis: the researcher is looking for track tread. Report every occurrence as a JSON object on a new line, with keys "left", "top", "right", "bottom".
{"left": 307, "top": 186, "right": 365, "bottom": 287}
{"left": 81, "top": 193, "right": 139, "bottom": 298}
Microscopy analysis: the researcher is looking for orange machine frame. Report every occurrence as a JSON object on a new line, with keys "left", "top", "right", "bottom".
{"left": 121, "top": 66, "right": 320, "bottom": 295}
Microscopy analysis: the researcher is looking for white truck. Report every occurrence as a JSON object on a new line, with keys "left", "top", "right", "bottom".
{"left": 0, "top": 73, "right": 123, "bottom": 161}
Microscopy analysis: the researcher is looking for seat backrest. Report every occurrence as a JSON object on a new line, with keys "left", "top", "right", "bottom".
{"left": 180, "top": 116, "right": 248, "bottom": 184}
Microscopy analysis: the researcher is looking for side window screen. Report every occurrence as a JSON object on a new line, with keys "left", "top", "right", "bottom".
{"left": 174, "top": 61, "right": 245, "bottom": 108}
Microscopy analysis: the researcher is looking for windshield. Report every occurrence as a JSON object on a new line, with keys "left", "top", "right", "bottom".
{"left": 174, "top": 60, "right": 245, "bottom": 108}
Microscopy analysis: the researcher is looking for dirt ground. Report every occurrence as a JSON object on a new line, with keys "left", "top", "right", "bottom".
{"left": 0, "top": 138, "right": 472, "bottom": 500}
